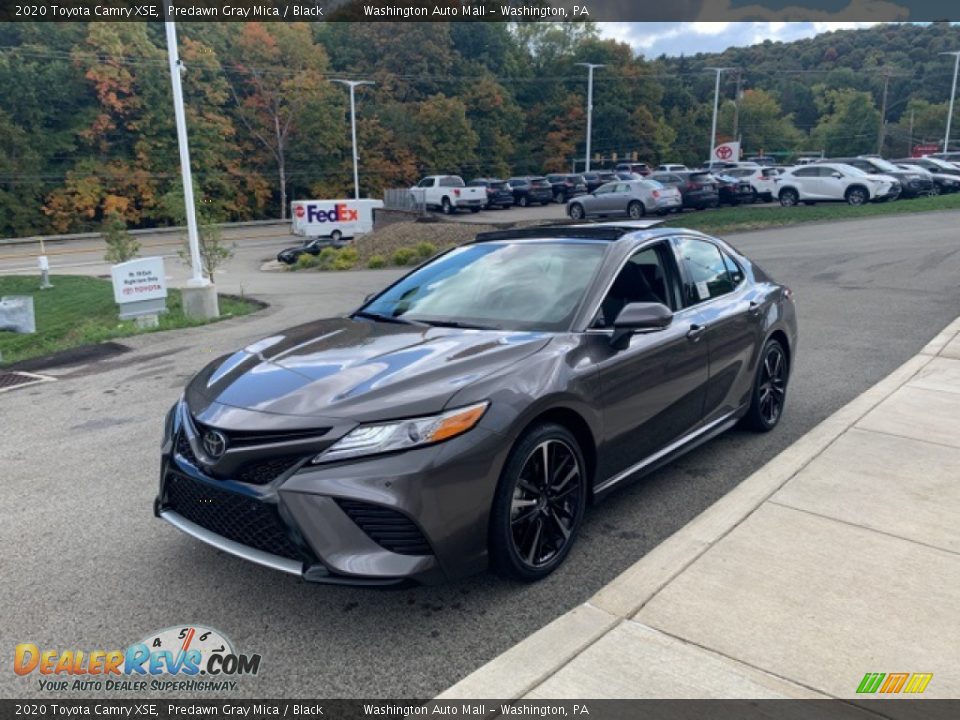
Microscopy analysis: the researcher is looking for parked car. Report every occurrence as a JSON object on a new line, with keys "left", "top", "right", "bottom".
{"left": 613, "top": 172, "right": 644, "bottom": 181}
{"left": 893, "top": 156, "right": 960, "bottom": 182}
{"left": 410, "top": 175, "right": 486, "bottom": 214}
{"left": 158, "top": 221, "right": 797, "bottom": 584}
{"left": 545, "top": 174, "right": 588, "bottom": 203}
{"left": 894, "top": 164, "right": 956, "bottom": 195}
{"left": 724, "top": 166, "right": 779, "bottom": 202}
{"left": 566, "top": 179, "right": 682, "bottom": 220}
{"left": 775, "top": 163, "right": 899, "bottom": 206}
{"left": 745, "top": 155, "right": 778, "bottom": 166}
{"left": 615, "top": 162, "right": 651, "bottom": 176}
{"left": 583, "top": 171, "right": 617, "bottom": 193}
{"left": 507, "top": 176, "right": 554, "bottom": 207}
{"left": 657, "top": 164, "right": 689, "bottom": 172}
{"left": 711, "top": 172, "right": 756, "bottom": 205}
{"left": 928, "top": 151, "right": 960, "bottom": 164}
{"left": 468, "top": 178, "right": 515, "bottom": 209}
{"left": 701, "top": 161, "right": 739, "bottom": 172}
{"left": 649, "top": 171, "right": 720, "bottom": 209}
{"left": 822, "top": 157, "right": 931, "bottom": 199}
{"left": 277, "top": 236, "right": 345, "bottom": 265}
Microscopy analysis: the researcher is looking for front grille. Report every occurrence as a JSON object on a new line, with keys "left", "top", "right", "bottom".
{"left": 193, "top": 419, "right": 329, "bottom": 448}
{"left": 336, "top": 500, "right": 432, "bottom": 556}
{"left": 236, "top": 457, "right": 301, "bottom": 485}
{"left": 165, "top": 473, "right": 304, "bottom": 562}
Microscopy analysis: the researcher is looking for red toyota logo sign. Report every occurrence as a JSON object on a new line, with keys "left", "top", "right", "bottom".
{"left": 715, "top": 145, "right": 733, "bottom": 160}
{"left": 294, "top": 205, "right": 305, "bottom": 218}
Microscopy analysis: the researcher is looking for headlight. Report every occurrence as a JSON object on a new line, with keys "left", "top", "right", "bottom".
{"left": 314, "top": 401, "right": 490, "bottom": 463}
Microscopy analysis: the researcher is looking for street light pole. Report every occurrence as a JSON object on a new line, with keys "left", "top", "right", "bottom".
{"left": 941, "top": 51, "right": 960, "bottom": 154}
{"left": 706, "top": 67, "right": 731, "bottom": 166}
{"left": 576, "top": 63, "right": 604, "bottom": 172}
{"left": 163, "top": 14, "right": 205, "bottom": 289}
{"left": 332, "top": 79, "right": 374, "bottom": 200}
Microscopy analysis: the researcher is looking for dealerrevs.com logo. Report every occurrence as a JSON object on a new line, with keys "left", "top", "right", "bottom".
{"left": 14, "top": 625, "right": 261, "bottom": 693}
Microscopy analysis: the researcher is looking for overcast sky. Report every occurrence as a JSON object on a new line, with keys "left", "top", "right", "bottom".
{"left": 597, "top": 22, "right": 883, "bottom": 57}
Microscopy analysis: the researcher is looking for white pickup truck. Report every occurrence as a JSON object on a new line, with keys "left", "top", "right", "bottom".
{"left": 409, "top": 175, "right": 486, "bottom": 214}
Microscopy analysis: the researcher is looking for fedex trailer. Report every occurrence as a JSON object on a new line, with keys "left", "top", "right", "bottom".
{"left": 290, "top": 199, "right": 383, "bottom": 243}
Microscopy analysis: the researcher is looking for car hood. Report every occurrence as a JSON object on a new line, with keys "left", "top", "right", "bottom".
{"left": 185, "top": 317, "right": 550, "bottom": 423}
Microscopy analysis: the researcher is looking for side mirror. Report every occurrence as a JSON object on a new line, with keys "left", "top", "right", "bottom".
{"left": 611, "top": 302, "right": 673, "bottom": 348}
{"left": 832, "top": 172, "right": 843, "bottom": 179}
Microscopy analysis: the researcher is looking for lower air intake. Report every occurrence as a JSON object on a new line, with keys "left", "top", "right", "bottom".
{"left": 336, "top": 499, "right": 432, "bottom": 556}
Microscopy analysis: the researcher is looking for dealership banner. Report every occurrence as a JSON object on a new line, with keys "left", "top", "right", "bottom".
{"left": 1, "top": 0, "right": 959, "bottom": 22}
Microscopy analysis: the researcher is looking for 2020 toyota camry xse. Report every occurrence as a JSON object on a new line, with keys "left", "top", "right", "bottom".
{"left": 156, "top": 221, "right": 796, "bottom": 585}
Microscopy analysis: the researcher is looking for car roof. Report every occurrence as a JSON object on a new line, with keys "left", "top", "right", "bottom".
{"left": 473, "top": 220, "right": 674, "bottom": 244}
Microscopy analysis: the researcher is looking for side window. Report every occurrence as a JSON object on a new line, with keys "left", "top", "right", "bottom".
{"left": 594, "top": 184, "right": 614, "bottom": 195}
{"left": 793, "top": 167, "right": 818, "bottom": 178}
{"left": 676, "top": 238, "right": 735, "bottom": 305}
{"left": 722, "top": 252, "right": 744, "bottom": 286}
{"left": 419, "top": 178, "right": 434, "bottom": 188}
{"left": 594, "top": 244, "right": 679, "bottom": 327}
{"left": 615, "top": 183, "right": 630, "bottom": 193}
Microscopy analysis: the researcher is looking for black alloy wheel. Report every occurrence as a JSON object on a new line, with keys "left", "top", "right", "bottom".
{"left": 628, "top": 200, "right": 645, "bottom": 219}
{"left": 490, "top": 424, "right": 587, "bottom": 581}
{"left": 779, "top": 188, "right": 799, "bottom": 207}
{"left": 743, "top": 338, "right": 789, "bottom": 432}
{"left": 568, "top": 203, "right": 585, "bottom": 220}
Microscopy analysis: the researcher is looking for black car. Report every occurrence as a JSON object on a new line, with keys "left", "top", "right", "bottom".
{"left": 469, "top": 178, "right": 515, "bottom": 209}
{"left": 545, "top": 174, "right": 588, "bottom": 203}
{"left": 507, "top": 176, "right": 554, "bottom": 207}
{"left": 157, "top": 220, "right": 797, "bottom": 585}
{"left": 711, "top": 173, "right": 756, "bottom": 205}
{"left": 823, "top": 157, "right": 932, "bottom": 199}
{"left": 649, "top": 171, "right": 720, "bottom": 209}
{"left": 277, "top": 236, "right": 345, "bottom": 265}
{"left": 583, "top": 171, "right": 617, "bottom": 193}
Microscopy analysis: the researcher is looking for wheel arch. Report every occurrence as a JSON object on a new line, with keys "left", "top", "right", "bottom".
{"left": 845, "top": 183, "right": 870, "bottom": 200}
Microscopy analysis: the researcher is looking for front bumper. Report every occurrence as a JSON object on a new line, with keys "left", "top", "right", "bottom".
{"left": 155, "top": 402, "right": 509, "bottom": 586}
{"left": 900, "top": 178, "right": 935, "bottom": 198}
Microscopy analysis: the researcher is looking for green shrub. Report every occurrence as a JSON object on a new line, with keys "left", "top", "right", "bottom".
{"left": 316, "top": 247, "right": 339, "bottom": 270}
{"left": 392, "top": 248, "right": 416, "bottom": 266}
{"left": 333, "top": 247, "right": 359, "bottom": 271}
{"left": 295, "top": 252, "right": 320, "bottom": 270}
{"left": 413, "top": 242, "right": 437, "bottom": 260}
{"left": 367, "top": 255, "right": 387, "bottom": 269}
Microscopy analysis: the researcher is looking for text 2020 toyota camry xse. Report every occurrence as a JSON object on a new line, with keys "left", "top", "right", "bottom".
{"left": 156, "top": 221, "right": 796, "bottom": 585}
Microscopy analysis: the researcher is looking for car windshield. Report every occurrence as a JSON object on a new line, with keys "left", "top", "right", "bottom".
{"left": 869, "top": 158, "right": 900, "bottom": 172}
{"left": 643, "top": 180, "right": 665, "bottom": 189}
{"left": 360, "top": 241, "right": 607, "bottom": 332}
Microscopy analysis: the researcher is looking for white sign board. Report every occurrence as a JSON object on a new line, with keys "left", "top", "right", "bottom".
{"left": 713, "top": 141, "right": 741, "bottom": 162}
{"left": 111, "top": 257, "right": 167, "bottom": 305}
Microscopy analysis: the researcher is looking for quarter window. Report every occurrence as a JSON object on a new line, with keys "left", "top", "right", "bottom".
{"left": 676, "top": 238, "right": 736, "bottom": 304}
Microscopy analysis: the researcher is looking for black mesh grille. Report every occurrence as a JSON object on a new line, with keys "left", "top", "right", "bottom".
{"left": 236, "top": 457, "right": 301, "bottom": 485}
{"left": 165, "top": 473, "right": 304, "bottom": 562}
{"left": 336, "top": 500, "right": 432, "bottom": 556}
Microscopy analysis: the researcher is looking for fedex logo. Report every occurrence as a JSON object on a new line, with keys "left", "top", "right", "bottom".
{"left": 305, "top": 203, "right": 359, "bottom": 223}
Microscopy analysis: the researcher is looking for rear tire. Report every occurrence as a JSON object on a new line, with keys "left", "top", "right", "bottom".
{"left": 330, "top": 230, "right": 343, "bottom": 243}
{"left": 627, "top": 200, "right": 645, "bottom": 219}
{"left": 489, "top": 423, "right": 588, "bottom": 582}
{"left": 519, "top": 195, "right": 529, "bottom": 208}
{"left": 742, "top": 338, "right": 789, "bottom": 432}
{"left": 441, "top": 197, "right": 454, "bottom": 215}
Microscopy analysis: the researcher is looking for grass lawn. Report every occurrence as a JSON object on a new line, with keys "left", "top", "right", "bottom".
{"left": 0, "top": 275, "right": 261, "bottom": 366}
{"left": 662, "top": 192, "right": 960, "bottom": 234}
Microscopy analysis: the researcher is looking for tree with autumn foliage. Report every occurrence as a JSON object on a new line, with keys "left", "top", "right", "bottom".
{"left": 221, "top": 23, "right": 336, "bottom": 219}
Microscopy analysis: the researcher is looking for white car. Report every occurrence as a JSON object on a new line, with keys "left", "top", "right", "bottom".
{"left": 657, "top": 163, "right": 689, "bottom": 172}
{"left": 775, "top": 163, "right": 900, "bottom": 206}
{"left": 409, "top": 175, "right": 486, "bottom": 214}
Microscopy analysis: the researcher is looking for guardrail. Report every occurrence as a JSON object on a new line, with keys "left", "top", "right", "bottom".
{"left": 0, "top": 218, "right": 290, "bottom": 248}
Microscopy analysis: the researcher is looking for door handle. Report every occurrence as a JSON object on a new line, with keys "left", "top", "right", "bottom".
{"left": 686, "top": 324, "right": 706, "bottom": 341}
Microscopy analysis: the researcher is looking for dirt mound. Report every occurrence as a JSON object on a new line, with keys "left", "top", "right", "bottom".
{"left": 353, "top": 220, "right": 501, "bottom": 261}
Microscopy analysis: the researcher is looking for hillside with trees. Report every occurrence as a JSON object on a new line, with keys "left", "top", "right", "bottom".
{"left": 0, "top": 20, "right": 959, "bottom": 237}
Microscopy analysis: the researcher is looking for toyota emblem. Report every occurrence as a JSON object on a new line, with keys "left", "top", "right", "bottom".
{"left": 202, "top": 430, "right": 228, "bottom": 460}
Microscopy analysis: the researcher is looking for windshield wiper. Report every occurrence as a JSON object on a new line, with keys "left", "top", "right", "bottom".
{"left": 409, "top": 318, "right": 501, "bottom": 330}
{"left": 353, "top": 310, "right": 425, "bottom": 326}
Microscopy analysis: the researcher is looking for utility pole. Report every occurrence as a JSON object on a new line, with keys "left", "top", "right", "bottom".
{"left": 331, "top": 79, "right": 374, "bottom": 200}
{"left": 705, "top": 67, "right": 732, "bottom": 165}
{"left": 877, "top": 68, "right": 894, "bottom": 155}
{"left": 941, "top": 51, "right": 960, "bottom": 153}
{"left": 164, "top": 6, "right": 217, "bottom": 319}
{"left": 732, "top": 69, "right": 744, "bottom": 142}
{"left": 908, "top": 108, "right": 915, "bottom": 157}
{"left": 576, "top": 63, "right": 604, "bottom": 172}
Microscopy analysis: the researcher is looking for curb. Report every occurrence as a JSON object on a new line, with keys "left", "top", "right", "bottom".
{"left": 439, "top": 314, "right": 960, "bottom": 701}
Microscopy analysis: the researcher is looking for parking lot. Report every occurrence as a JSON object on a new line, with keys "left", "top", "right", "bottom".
{"left": 3, "top": 211, "right": 960, "bottom": 698}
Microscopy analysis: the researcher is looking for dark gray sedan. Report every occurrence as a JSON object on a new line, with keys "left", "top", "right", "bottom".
{"left": 157, "top": 221, "right": 797, "bottom": 585}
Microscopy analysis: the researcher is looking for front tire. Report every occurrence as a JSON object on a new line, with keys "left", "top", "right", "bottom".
{"left": 568, "top": 203, "right": 585, "bottom": 220}
{"left": 441, "top": 196, "right": 454, "bottom": 214}
{"left": 518, "top": 195, "right": 529, "bottom": 208}
{"left": 742, "top": 338, "right": 789, "bottom": 432}
{"left": 779, "top": 188, "right": 799, "bottom": 207}
{"left": 330, "top": 229, "right": 343, "bottom": 243}
{"left": 489, "top": 424, "right": 588, "bottom": 582}
{"left": 846, "top": 187, "right": 868, "bottom": 206}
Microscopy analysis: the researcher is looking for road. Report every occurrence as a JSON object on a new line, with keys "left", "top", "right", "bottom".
{"left": 2, "top": 212, "right": 960, "bottom": 699}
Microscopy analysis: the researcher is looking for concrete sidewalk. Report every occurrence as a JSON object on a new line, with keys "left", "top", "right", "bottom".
{"left": 441, "top": 317, "right": 960, "bottom": 701}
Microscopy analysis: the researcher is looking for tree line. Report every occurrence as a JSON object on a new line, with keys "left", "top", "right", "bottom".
{"left": 1, "top": 20, "right": 959, "bottom": 237}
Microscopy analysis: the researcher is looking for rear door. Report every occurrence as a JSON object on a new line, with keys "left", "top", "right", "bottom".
{"left": 592, "top": 241, "right": 710, "bottom": 482}
{"left": 672, "top": 236, "right": 764, "bottom": 424}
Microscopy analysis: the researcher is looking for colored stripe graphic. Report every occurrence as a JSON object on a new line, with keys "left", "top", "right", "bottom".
{"left": 880, "top": 673, "right": 909, "bottom": 693}
{"left": 903, "top": 673, "right": 934, "bottom": 694}
{"left": 857, "top": 673, "right": 885, "bottom": 693}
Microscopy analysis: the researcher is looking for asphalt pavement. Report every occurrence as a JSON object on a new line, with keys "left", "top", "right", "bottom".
{"left": 2, "top": 211, "right": 960, "bottom": 699}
